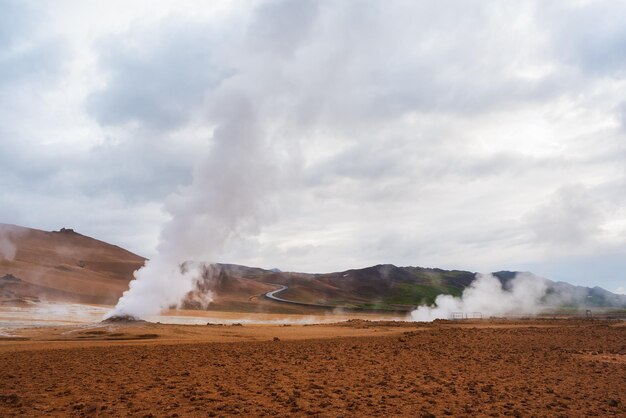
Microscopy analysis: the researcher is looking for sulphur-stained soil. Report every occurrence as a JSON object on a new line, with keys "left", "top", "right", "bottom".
{"left": 0, "top": 320, "right": 624, "bottom": 417}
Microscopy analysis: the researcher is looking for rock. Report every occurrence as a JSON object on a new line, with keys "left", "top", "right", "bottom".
{"left": 0, "top": 394, "right": 19, "bottom": 405}
{"left": 0, "top": 274, "right": 21, "bottom": 283}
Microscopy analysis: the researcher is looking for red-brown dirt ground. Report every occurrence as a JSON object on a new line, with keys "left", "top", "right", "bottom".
{"left": 1, "top": 319, "right": 624, "bottom": 417}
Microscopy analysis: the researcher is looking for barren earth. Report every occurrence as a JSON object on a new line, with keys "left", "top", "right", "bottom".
{"left": 1, "top": 319, "right": 624, "bottom": 417}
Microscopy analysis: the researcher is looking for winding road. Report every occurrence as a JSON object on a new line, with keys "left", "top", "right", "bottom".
{"left": 263, "top": 284, "right": 331, "bottom": 309}
{"left": 264, "top": 284, "right": 290, "bottom": 303}
{"left": 263, "top": 283, "right": 411, "bottom": 314}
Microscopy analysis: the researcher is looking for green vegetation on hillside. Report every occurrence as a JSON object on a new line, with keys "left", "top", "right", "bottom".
{"left": 384, "top": 283, "right": 463, "bottom": 306}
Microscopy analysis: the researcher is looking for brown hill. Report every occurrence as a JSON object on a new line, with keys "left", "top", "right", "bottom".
{"left": 0, "top": 224, "right": 145, "bottom": 305}
{"left": 2, "top": 224, "right": 624, "bottom": 312}
{"left": 198, "top": 263, "right": 626, "bottom": 311}
{"left": 210, "top": 263, "right": 473, "bottom": 311}
{"left": 0, "top": 223, "right": 467, "bottom": 312}
{"left": 181, "top": 264, "right": 304, "bottom": 314}
{"left": 0, "top": 224, "right": 308, "bottom": 313}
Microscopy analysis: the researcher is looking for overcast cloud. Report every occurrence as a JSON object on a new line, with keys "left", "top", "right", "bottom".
{"left": 1, "top": 0, "right": 625, "bottom": 292}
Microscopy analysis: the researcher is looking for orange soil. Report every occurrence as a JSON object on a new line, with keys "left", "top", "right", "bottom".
{"left": 1, "top": 319, "right": 624, "bottom": 417}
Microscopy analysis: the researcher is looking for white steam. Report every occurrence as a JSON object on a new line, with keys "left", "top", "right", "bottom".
{"left": 104, "top": 1, "right": 318, "bottom": 320}
{"left": 0, "top": 236, "right": 16, "bottom": 261}
{"left": 103, "top": 4, "right": 310, "bottom": 319}
{"left": 105, "top": 89, "right": 287, "bottom": 319}
{"left": 410, "top": 273, "right": 548, "bottom": 322}
{"left": 109, "top": 259, "right": 209, "bottom": 318}
{"left": 0, "top": 224, "right": 19, "bottom": 261}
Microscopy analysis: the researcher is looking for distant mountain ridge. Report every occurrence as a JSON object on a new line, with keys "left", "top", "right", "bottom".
{"left": 205, "top": 263, "right": 626, "bottom": 311}
{"left": 1, "top": 224, "right": 624, "bottom": 311}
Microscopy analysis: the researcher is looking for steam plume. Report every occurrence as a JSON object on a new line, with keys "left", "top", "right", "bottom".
{"left": 106, "top": 90, "right": 284, "bottom": 319}
{"left": 410, "top": 273, "right": 548, "bottom": 322}
{"left": 103, "top": 0, "right": 318, "bottom": 320}
{"left": 0, "top": 224, "right": 19, "bottom": 261}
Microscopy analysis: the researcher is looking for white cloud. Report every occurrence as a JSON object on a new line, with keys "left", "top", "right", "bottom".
{"left": 1, "top": 0, "right": 625, "bottom": 292}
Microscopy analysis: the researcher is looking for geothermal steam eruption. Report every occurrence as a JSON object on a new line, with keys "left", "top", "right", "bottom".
{"left": 106, "top": 91, "right": 283, "bottom": 320}
{"left": 410, "top": 273, "right": 548, "bottom": 322}
{"left": 0, "top": 224, "right": 20, "bottom": 261}
{"left": 106, "top": 2, "right": 313, "bottom": 320}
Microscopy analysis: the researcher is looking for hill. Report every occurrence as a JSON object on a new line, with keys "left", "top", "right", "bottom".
{"left": 1, "top": 224, "right": 624, "bottom": 312}
{"left": 199, "top": 263, "right": 626, "bottom": 311}
{"left": 0, "top": 224, "right": 145, "bottom": 305}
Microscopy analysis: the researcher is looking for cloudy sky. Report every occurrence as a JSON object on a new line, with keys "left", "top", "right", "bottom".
{"left": 1, "top": 0, "right": 625, "bottom": 293}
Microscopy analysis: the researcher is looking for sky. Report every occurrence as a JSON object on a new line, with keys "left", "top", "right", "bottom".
{"left": 1, "top": 0, "right": 625, "bottom": 294}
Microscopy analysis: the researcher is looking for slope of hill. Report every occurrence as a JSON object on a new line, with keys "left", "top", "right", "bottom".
{"left": 2, "top": 224, "right": 624, "bottom": 312}
{"left": 194, "top": 263, "right": 626, "bottom": 311}
{"left": 0, "top": 225, "right": 316, "bottom": 313}
{"left": 0, "top": 224, "right": 145, "bottom": 305}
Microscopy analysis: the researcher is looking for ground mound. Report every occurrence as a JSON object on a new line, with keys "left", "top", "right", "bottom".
{"left": 101, "top": 315, "right": 146, "bottom": 324}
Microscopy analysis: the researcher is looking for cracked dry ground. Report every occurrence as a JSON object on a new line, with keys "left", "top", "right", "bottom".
{"left": 1, "top": 322, "right": 625, "bottom": 417}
